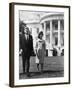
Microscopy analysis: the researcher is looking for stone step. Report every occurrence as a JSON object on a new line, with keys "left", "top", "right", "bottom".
{"left": 19, "top": 56, "right": 64, "bottom": 73}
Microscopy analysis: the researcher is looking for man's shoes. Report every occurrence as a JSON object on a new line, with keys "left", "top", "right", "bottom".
{"left": 23, "top": 72, "right": 26, "bottom": 74}
{"left": 40, "top": 70, "right": 43, "bottom": 74}
{"left": 27, "top": 73, "right": 31, "bottom": 77}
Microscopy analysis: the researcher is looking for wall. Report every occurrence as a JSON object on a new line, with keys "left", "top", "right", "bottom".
{"left": 0, "top": 0, "right": 72, "bottom": 90}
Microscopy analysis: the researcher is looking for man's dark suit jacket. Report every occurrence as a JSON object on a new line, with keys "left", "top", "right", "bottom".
{"left": 20, "top": 34, "right": 33, "bottom": 57}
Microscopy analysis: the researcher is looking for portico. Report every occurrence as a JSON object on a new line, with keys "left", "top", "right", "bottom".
{"left": 40, "top": 13, "right": 64, "bottom": 56}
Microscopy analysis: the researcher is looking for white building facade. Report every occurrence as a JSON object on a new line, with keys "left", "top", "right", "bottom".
{"left": 20, "top": 11, "right": 64, "bottom": 56}
{"left": 40, "top": 13, "right": 64, "bottom": 56}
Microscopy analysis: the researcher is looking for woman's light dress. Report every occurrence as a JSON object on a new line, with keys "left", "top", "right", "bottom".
{"left": 35, "top": 38, "right": 46, "bottom": 64}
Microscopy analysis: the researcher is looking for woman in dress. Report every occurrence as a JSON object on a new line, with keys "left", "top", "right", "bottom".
{"left": 35, "top": 31, "right": 46, "bottom": 72}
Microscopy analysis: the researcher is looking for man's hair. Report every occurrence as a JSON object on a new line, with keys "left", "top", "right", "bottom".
{"left": 25, "top": 27, "right": 29, "bottom": 30}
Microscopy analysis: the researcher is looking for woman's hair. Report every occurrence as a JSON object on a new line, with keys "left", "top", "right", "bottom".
{"left": 38, "top": 31, "right": 43, "bottom": 39}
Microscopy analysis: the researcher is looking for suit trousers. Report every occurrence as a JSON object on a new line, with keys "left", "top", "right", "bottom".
{"left": 22, "top": 52, "right": 30, "bottom": 74}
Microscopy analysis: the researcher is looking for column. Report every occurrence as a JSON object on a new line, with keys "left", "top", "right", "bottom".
{"left": 50, "top": 20, "right": 52, "bottom": 47}
{"left": 43, "top": 22, "right": 46, "bottom": 40}
{"left": 58, "top": 20, "right": 61, "bottom": 47}
{"left": 49, "top": 20, "right": 53, "bottom": 56}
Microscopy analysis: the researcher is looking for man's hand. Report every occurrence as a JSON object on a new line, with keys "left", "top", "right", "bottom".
{"left": 19, "top": 49, "right": 23, "bottom": 55}
{"left": 31, "top": 50, "right": 36, "bottom": 56}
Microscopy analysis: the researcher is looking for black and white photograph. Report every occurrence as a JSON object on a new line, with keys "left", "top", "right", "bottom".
{"left": 19, "top": 10, "right": 64, "bottom": 79}
{"left": 9, "top": 3, "right": 70, "bottom": 87}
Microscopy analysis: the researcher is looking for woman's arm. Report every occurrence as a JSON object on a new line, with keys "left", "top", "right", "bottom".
{"left": 35, "top": 41, "right": 38, "bottom": 54}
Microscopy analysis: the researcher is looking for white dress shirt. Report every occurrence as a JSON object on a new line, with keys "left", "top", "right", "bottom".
{"left": 25, "top": 34, "right": 29, "bottom": 40}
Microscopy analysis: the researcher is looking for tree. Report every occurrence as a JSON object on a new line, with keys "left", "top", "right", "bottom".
{"left": 19, "top": 20, "right": 26, "bottom": 34}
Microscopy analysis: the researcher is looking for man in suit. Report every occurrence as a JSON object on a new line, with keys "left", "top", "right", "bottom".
{"left": 20, "top": 26, "right": 34, "bottom": 77}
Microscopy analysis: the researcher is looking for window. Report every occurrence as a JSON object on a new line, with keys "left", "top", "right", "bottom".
{"left": 46, "top": 21, "right": 50, "bottom": 31}
{"left": 60, "top": 33, "right": 64, "bottom": 46}
{"left": 37, "top": 28, "right": 39, "bottom": 34}
{"left": 55, "top": 37, "right": 58, "bottom": 45}
{"left": 30, "top": 28, "right": 32, "bottom": 34}
{"left": 52, "top": 20, "right": 58, "bottom": 30}
{"left": 60, "top": 20, "right": 64, "bottom": 30}
{"left": 42, "top": 23, "right": 44, "bottom": 29}
{"left": 46, "top": 34, "right": 50, "bottom": 43}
